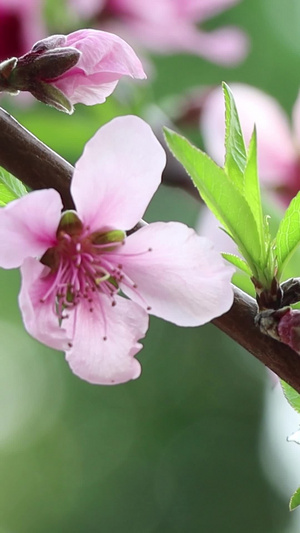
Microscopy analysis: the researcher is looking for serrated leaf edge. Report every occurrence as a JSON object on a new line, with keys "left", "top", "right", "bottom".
{"left": 164, "top": 127, "right": 263, "bottom": 276}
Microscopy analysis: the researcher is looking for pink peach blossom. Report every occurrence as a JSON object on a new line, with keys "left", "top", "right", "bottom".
{"left": 69, "top": 0, "right": 248, "bottom": 65}
{"left": 201, "top": 83, "right": 300, "bottom": 203}
{"left": 0, "top": 116, "right": 234, "bottom": 385}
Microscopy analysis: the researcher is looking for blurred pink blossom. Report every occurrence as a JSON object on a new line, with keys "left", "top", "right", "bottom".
{"left": 0, "top": 0, "right": 45, "bottom": 60}
{"left": 69, "top": 0, "right": 249, "bottom": 65}
{"left": 201, "top": 83, "right": 300, "bottom": 203}
{"left": 0, "top": 116, "right": 234, "bottom": 385}
{"left": 197, "top": 206, "right": 238, "bottom": 255}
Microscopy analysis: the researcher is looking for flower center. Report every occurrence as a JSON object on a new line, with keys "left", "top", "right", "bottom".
{"left": 39, "top": 211, "right": 152, "bottom": 343}
{"left": 40, "top": 211, "right": 126, "bottom": 320}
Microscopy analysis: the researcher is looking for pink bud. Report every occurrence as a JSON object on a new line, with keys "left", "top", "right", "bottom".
{"left": 278, "top": 309, "right": 300, "bottom": 353}
{"left": 0, "top": 29, "right": 146, "bottom": 113}
{"left": 46, "top": 29, "right": 146, "bottom": 110}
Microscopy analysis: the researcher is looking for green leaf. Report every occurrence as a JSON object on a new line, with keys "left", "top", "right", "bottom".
{"left": 0, "top": 184, "right": 17, "bottom": 206}
{"left": 223, "top": 82, "right": 247, "bottom": 190}
{"left": 275, "top": 192, "right": 300, "bottom": 277}
{"left": 244, "top": 127, "right": 266, "bottom": 254}
{"left": 281, "top": 380, "right": 300, "bottom": 414}
{"left": 290, "top": 487, "right": 300, "bottom": 511}
{"left": 164, "top": 127, "right": 261, "bottom": 274}
{"left": 222, "top": 253, "right": 252, "bottom": 275}
{"left": 223, "top": 84, "right": 267, "bottom": 268}
{"left": 0, "top": 167, "right": 27, "bottom": 206}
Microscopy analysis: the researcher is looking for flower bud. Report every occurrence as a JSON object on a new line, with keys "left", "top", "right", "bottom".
{"left": 255, "top": 307, "right": 289, "bottom": 341}
{"left": 31, "top": 35, "right": 66, "bottom": 53}
{"left": 277, "top": 308, "right": 300, "bottom": 354}
{"left": 0, "top": 29, "right": 146, "bottom": 113}
{"left": 256, "top": 306, "right": 300, "bottom": 355}
{"left": 0, "top": 35, "right": 80, "bottom": 111}
{"left": 11, "top": 47, "right": 81, "bottom": 90}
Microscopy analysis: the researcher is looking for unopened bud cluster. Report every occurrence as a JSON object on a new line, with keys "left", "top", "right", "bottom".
{"left": 255, "top": 278, "right": 300, "bottom": 355}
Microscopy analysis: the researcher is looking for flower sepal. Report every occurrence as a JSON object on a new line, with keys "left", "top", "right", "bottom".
{"left": 11, "top": 47, "right": 81, "bottom": 89}
{"left": 0, "top": 58, "right": 18, "bottom": 93}
{"left": 28, "top": 81, "right": 74, "bottom": 114}
{"left": 57, "top": 210, "right": 83, "bottom": 236}
{"left": 0, "top": 39, "right": 80, "bottom": 113}
{"left": 1, "top": 43, "right": 81, "bottom": 113}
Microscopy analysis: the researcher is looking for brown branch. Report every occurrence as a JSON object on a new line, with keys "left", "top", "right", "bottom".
{"left": 212, "top": 288, "right": 300, "bottom": 392}
{"left": 1, "top": 107, "right": 300, "bottom": 392}
{"left": 0, "top": 107, "right": 75, "bottom": 209}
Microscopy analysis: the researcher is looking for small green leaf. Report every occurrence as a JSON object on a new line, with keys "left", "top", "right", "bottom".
{"left": 0, "top": 167, "right": 27, "bottom": 206}
{"left": 223, "top": 84, "right": 267, "bottom": 268}
{"left": 164, "top": 127, "right": 261, "bottom": 275}
{"left": 222, "top": 253, "right": 252, "bottom": 275}
{"left": 281, "top": 380, "right": 300, "bottom": 414}
{"left": 244, "top": 127, "right": 266, "bottom": 254}
{"left": 275, "top": 192, "right": 300, "bottom": 277}
{"left": 290, "top": 487, "right": 300, "bottom": 511}
{"left": 223, "top": 82, "right": 247, "bottom": 190}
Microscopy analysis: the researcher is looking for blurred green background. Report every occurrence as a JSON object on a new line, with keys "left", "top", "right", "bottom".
{"left": 1, "top": 0, "right": 300, "bottom": 531}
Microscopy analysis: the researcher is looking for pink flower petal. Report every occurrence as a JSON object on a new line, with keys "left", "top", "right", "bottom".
{"left": 0, "top": 189, "right": 62, "bottom": 268}
{"left": 71, "top": 115, "right": 166, "bottom": 232}
{"left": 65, "top": 29, "right": 145, "bottom": 77}
{"left": 54, "top": 75, "right": 119, "bottom": 107}
{"left": 19, "top": 257, "right": 70, "bottom": 350}
{"left": 52, "top": 29, "right": 146, "bottom": 106}
{"left": 118, "top": 222, "right": 234, "bottom": 326}
{"left": 64, "top": 295, "right": 149, "bottom": 385}
{"left": 201, "top": 83, "right": 297, "bottom": 185}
